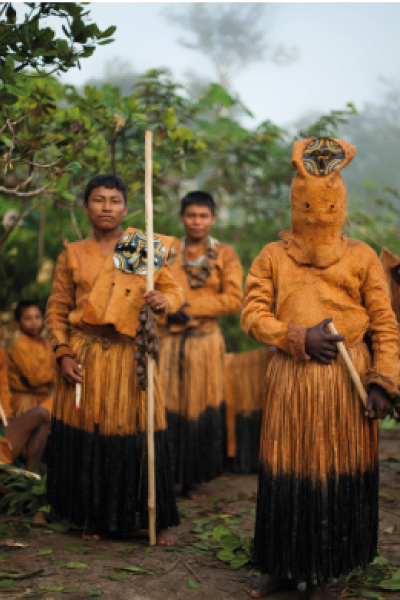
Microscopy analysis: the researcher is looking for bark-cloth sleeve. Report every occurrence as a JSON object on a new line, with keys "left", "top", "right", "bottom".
{"left": 45, "top": 249, "right": 76, "bottom": 360}
{"left": 362, "top": 248, "right": 400, "bottom": 403}
{"left": 186, "top": 246, "right": 243, "bottom": 318}
{"left": 241, "top": 245, "right": 309, "bottom": 361}
{"left": 155, "top": 261, "right": 185, "bottom": 315}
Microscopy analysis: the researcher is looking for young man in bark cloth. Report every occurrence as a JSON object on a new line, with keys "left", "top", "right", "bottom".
{"left": 45, "top": 174, "right": 185, "bottom": 543}
{"left": 241, "top": 138, "right": 400, "bottom": 600}
{"left": 157, "top": 191, "right": 243, "bottom": 498}
{"left": 8, "top": 301, "right": 56, "bottom": 417}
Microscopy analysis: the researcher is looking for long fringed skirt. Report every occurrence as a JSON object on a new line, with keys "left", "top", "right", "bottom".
{"left": 255, "top": 343, "right": 379, "bottom": 582}
{"left": 225, "top": 347, "right": 274, "bottom": 474}
{"left": 47, "top": 327, "right": 179, "bottom": 534}
{"left": 158, "top": 325, "right": 226, "bottom": 490}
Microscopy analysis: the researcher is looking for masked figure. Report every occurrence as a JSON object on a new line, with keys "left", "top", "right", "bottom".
{"left": 241, "top": 138, "right": 399, "bottom": 599}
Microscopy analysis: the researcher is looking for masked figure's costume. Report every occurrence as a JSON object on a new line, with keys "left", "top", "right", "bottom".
{"left": 46, "top": 228, "right": 184, "bottom": 534}
{"left": 241, "top": 138, "right": 400, "bottom": 582}
{"left": 158, "top": 237, "right": 243, "bottom": 490}
{"left": 7, "top": 334, "right": 55, "bottom": 417}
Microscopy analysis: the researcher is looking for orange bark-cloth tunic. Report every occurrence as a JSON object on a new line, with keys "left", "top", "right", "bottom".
{"left": 242, "top": 138, "right": 400, "bottom": 582}
{"left": 46, "top": 228, "right": 184, "bottom": 534}
{"left": 0, "top": 348, "right": 11, "bottom": 421}
{"left": 158, "top": 237, "right": 243, "bottom": 490}
{"left": 7, "top": 334, "right": 55, "bottom": 417}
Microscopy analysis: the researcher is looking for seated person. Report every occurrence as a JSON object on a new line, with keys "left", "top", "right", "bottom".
{"left": 8, "top": 301, "right": 56, "bottom": 417}
{"left": 0, "top": 405, "right": 50, "bottom": 474}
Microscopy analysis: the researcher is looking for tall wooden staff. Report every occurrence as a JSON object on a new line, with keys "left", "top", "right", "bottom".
{"left": 145, "top": 130, "right": 156, "bottom": 546}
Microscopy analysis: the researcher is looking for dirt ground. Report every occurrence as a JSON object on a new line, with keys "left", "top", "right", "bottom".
{"left": 1, "top": 431, "right": 400, "bottom": 600}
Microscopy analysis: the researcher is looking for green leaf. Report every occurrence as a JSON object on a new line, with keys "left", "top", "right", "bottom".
{"left": 230, "top": 556, "right": 249, "bottom": 568}
{"left": 65, "top": 161, "right": 82, "bottom": 175}
{"left": 65, "top": 561, "right": 89, "bottom": 569}
{"left": 0, "top": 579, "right": 14, "bottom": 587}
{"left": 213, "top": 525, "right": 231, "bottom": 541}
{"left": 101, "top": 573, "right": 127, "bottom": 581}
{"left": 40, "top": 586, "right": 65, "bottom": 592}
{"left": 217, "top": 549, "right": 235, "bottom": 563}
{"left": 84, "top": 589, "right": 101, "bottom": 597}
{"left": 188, "top": 579, "right": 200, "bottom": 589}
{"left": 220, "top": 534, "right": 242, "bottom": 551}
{"left": 379, "top": 581, "right": 400, "bottom": 590}
{"left": 373, "top": 557, "right": 389, "bottom": 565}
{"left": 64, "top": 545, "right": 91, "bottom": 553}
{"left": 121, "top": 566, "right": 153, "bottom": 575}
{"left": 38, "top": 549, "right": 53, "bottom": 555}
{"left": 62, "top": 587, "right": 80, "bottom": 594}
{"left": 358, "top": 591, "right": 380, "bottom": 599}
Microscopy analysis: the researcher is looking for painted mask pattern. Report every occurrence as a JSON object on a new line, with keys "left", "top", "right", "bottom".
{"left": 113, "top": 230, "right": 166, "bottom": 275}
{"left": 303, "top": 138, "right": 345, "bottom": 176}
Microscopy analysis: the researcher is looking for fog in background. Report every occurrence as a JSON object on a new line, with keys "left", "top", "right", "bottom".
{"left": 62, "top": 2, "right": 400, "bottom": 128}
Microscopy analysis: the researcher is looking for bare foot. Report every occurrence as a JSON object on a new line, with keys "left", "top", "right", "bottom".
{"left": 245, "top": 575, "right": 298, "bottom": 598}
{"left": 157, "top": 528, "right": 177, "bottom": 546}
{"left": 307, "top": 584, "right": 338, "bottom": 600}
{"left": 82, "top": 532, "right": 103, "bottom": 541}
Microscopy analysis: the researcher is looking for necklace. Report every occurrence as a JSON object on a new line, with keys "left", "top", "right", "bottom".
{"left": 182, "top": 236, "right": 218, "bottom": 289}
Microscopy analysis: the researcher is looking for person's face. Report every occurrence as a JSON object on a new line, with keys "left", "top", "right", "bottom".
{"left": 180, "top": 204, "right": 216, "bottom": 241}
{"left": 19, "top": 306, "right": 43, "bottom": 337}
{"left": 83, "top": 186, "right": 128, "bottom": 231}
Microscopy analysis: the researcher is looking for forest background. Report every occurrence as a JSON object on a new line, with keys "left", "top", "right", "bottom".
{"left": 1, "top": 2, "right": 400, "bottom": 351}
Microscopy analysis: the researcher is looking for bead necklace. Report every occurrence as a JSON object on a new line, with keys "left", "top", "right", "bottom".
{"left": 181, "top": 236, "right": 218, "bottom": 289}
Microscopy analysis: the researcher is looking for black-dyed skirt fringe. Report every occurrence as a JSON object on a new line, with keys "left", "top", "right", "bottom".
{"left": 47, "top": 418, "right": 180, "bottom": 534}
{"left": 167, "top": 404, "right": 226, "bottom": 491}
{"left": 254, "top": 465, "right": 379, "bottom": 582}
{"left": 227, "top": 411, "right": 262, "bottom": 475}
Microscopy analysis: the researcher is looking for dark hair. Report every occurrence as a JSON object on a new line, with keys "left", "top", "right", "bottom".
{"left": 180, "top": 191, "right": 216, "bottom": 215}
{"left": 14, "top": 300, "right": 44, "bottom": 323}
{"left": 84, "top": 174, "right": 127, "bottom": 205}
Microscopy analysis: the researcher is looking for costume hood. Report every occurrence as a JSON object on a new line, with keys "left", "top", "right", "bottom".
{"left": 281, "top": 137, "right": 356, "bottom": 268}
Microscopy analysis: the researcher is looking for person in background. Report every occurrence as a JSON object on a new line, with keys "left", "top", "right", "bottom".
{"left": 8, "top": 300, "right": 55, "bottom": 417}
{"left": 158, "top": 191, "right": 243, "bottom": 498}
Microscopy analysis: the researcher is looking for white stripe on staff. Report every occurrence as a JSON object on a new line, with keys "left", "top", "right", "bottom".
{"left": 75, "top": 365, "right": 82, "bottom": 411}
{"left": 145, "top": 129, "right": 156, "bottom": 546}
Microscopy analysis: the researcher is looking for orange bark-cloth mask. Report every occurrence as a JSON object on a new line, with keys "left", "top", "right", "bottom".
{"left": 285, "top": 137, "right": 356, "bottom": 268}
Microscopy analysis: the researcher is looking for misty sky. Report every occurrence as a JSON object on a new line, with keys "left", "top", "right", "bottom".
{"left": 61, "top": 2, "right": 400, "bottom": 128}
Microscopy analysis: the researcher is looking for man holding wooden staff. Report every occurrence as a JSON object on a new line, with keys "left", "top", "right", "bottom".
{"left": 241, "top": 138, "right": 400, "bottom": 599}
{"left": 46, "top": 173, "right": 184, "bottom": 543}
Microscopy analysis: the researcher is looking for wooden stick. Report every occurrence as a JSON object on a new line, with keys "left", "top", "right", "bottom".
{"left": 75, "top": 365, "right": 82, "bottom": 411}
{"left": 0, "top": 398, "right": 8, "bottom": 427}
{"left": 326, "top": 321, "right": 368, "bottom": 408}
{"left": 145, "top": 129, "right": 156, "bottom": 547}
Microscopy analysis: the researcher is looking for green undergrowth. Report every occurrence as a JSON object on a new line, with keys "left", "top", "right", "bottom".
{"left": 0, "top": 469, "right": 69, "bottom": 532}
{"left": 190, "top": 516, "right": 253, "bottom": 568}
{"left": 342, "top": 556, "right": 400, "bottom": 598}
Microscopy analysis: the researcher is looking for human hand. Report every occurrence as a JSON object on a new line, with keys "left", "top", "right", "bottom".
{"left": 167, "top": 303, "right": 192, "bottom": 325}
{"left": 365, "top": 384, "right": 393, "bottom": 420}
{"left": 143, "top": 290, "right": 168, "bottom": 313}
{"left": 60, "top": 356, "right": 83, "bottom": 385}
{"left": 305, "top": 317, "right": 346, "bottom": 364}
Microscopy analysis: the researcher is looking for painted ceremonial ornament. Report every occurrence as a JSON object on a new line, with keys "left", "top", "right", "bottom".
{"left": 302, "top": 138, "right": 345, "bottom": 176}
{"left": 113, "top": 230, "right": 166, "bottom": 275}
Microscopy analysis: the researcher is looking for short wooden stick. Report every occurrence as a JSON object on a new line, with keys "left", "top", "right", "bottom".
{"left": 145, "top": 129, "right": 156, "bottom": 547}
{"left": 326, "top": 321, "right": 368, "bottom": 407}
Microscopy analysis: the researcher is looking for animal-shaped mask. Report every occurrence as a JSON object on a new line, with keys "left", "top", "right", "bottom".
{"left": 286, "top": 137, "right": 356, "bottom": 268}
